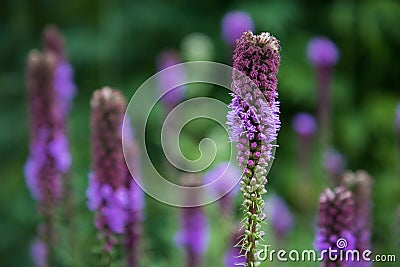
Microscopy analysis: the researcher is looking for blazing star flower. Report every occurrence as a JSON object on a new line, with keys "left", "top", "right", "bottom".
{"left": 342, "top": 170, "right": 373, "bottom": 267}
{"left": 156, "top": 50, "right": 186, "bottom": 111}
{"left": 226, "top": 30, "right": 281, "bottom": 266}
{"left": 204, "top": 162, "right": 241, "bottom": 215}
{"left": 175, "top": 175, "right": 209, "bottom": 267}
{"left": 314, "top": 187, "right": 356, "bottom": 267}
{"left": 25, "top": 50, "right": 64, "bottom": 210}
{"left": 222, "top": 11, "right": 255, "bottom": 46}
{"left": 307, "top": 37, "right": 339, "bottom": 68}
{"left": 307, "top": 37, "right": 339, "bottom": 148}
{"left": 292, "top": 113, "right": 317, "bottom": 138}
{"left": 266, "top": 195, "right": 294, "bottom": 241}
{"left": 88, "top": 87, "right": 133, "bottom": 252}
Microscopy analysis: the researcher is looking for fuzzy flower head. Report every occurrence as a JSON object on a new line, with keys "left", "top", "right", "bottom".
{"left": 226, "top": 30, "right": 281, "bottom": 266}
{"left": 314, "top": 187, "right": 356, "bottom": 266}
{"left": 292, "top": 112, "right": 317, "bottom": 138}
{"left": 222, "top": 11, "right": 255, "bottom": 46}
{"left": 307, "top": 37, "right": 339, "bottom": 68}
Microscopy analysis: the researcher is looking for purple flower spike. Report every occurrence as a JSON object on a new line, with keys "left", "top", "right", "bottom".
{"left": 292, "top": 113, "right": 317, "bottom": 138}
{"left": 307, "top": 37, "right": 339, "bottom": 68}
{"left": 343, "top": 170, "right": 373, "bottom": 267}
{"left": 266, "top": 195, "right": 294, "bottom": 241}
{"left": 314, "top": 187, "right": 355, "bottom": 267}
{"left": 175, "top": 175, "right": 209, "bottom": 267}
{"left": 227, "top": 30, "right": 281, "bottom": 266}
{"left": 156, "top": 50, "right": 186, "bottom": 111}
{"left": 89, "top": 87, "right": 129, "bottom": 251}
{"left": 25, "top": 51, "right": 63, "bottom": 209}
{"left": 89, "top": 87, "right": 144, "bottom": 261}
{"left": 204, "top": 162, "right": 241, "bottom": 215}
{"left": 222, "top": 11, "right": 255, "bottom": 46}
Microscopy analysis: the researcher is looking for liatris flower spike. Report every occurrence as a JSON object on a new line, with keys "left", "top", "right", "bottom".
{"left": 314, "top": 187, "right": 355, "bottom": 267}
{"left": 25, "top": 50, "right": 70, "bottom": 266}
{"left": 88, "top": 87, "right": 136, "bottom": 260}
{"left": 222, "top": 11, "right": 255, "bottom": 46}
{"left": 175, "top": 175, "right": 209, "bottom": 267}
{"left": 227, "top": 30, "right": 281, "bottom": 266}
{"left": 342, "top": 170, "right": 373, "bottom": 267}
{"left": 204, "top": 162, "right": 241, "bottom": 216}
{"left": 307, "top": 37, "right": 339, "bottom": 148}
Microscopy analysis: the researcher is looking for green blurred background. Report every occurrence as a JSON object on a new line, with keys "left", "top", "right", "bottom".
{"left": 1, "top": 0, "right": 399, "bottom": 266}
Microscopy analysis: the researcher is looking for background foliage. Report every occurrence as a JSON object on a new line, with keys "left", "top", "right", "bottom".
{"left": 0, "top": 0, "right": 399, "bottom": 266}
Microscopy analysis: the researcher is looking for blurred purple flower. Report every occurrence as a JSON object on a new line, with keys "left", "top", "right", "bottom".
{"left": 225, "top": 223, "right": 245, "bottom": 267}
{"left": 54, "top": 60, "right": 76, "bottom": 120}
{"left": 266, "top": 195, "right": 294, "bottom": 241}
{"left": 204, "top": 162, "right": 241, "bottom": 215}
{"left": 30, "top": 239, "right": 48, "bottom": 267}
{"left": 25, "top": 51, "right": 64, "bottom": 208}
{"left": 89, "top": 87, "right": 130, "bottom": 251}
{"left": 222, "top": 11, "right": 255, "bottom": 46}
{"left": 122, "top": 118, "right": 145, "bottom": 267}
{"left": 323, "top": 148, "right": 346, "bottom": 178}
{"left": 156, "top": 50, "right": 186, "bottom": 110}
{"left": 314, "top": 187, "right": 355, "bottom": 266}
{"left": 175, "top": 176, "right": 209, "bottom": 267}
{"left": 307, "top": 37, "right": 339, "bottom": 68}
{"left": 396, "top": 103, "right": 400, "bottom": 131}
{"left": 307, "top": 37, "right": 339, "bottom": 148}
{"left": 292, "top": 112, "right": 317, "bottom": 137}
